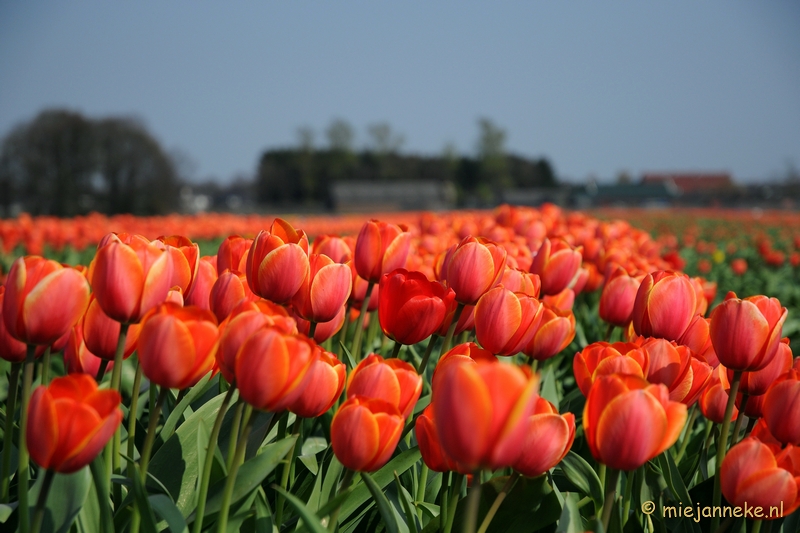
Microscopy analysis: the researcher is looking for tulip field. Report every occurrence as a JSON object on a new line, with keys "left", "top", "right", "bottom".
{"left": 0, "top": 205, "right": 799, "bottom": 533}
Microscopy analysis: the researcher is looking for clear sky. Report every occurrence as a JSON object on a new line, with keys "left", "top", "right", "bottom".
{"left": 1, "top": 1, "right": 799, "bottom": 184}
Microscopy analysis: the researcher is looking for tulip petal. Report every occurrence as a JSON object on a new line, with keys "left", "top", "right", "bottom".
{"left": 596, "top": 389, "right": 667, "bottom": 471}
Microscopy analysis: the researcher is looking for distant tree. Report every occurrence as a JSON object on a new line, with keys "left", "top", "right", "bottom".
{"left": 326, "top": 119, "right": 355, "bottom": 152}
{"left": 473, "top": 118, "right": 510, "bottom": 202}
{"left": 0, "top": 109, "right": 180, "bottom": 216}
{"left": 367, "top": 122, "right": 404, "bottom": 154}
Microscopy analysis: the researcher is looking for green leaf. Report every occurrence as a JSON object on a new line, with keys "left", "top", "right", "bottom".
{"left": 555, "top": 492, "right": 584, "bottom": 533}
{"left": 393, "top": 471, "right": 420, "bottom": 533}
{"left": 558, "top": 452, "right": 604, "bottom": 504}
{"left": 339, "top": 342, "right": 357, "bottom": 371}
{"left": 0, "top": 504, "right": 14, "bottom": 523}
{"left": 272, "top": 484, "right": 329, "bottom": 533}
{"left": 299, "top": 436, "right": 328, "bottom": 475}
{"left": 417, "top": 502, "right": 440, "bottom": 520}
{"left": 147, "top": 391, "right": 234, "bottom": 516}
{"left": 161, "top": 372, "right": 213, "bottom": 440}
{"left": 149, "top": 494, "right": 189, "bottom": 533}
{"left": 28, "top": 467, "right": 91, "bottom": 533}
{"left": 540, "top": 366, "right": 560, "bottom": 410}
{"left": 203, "top": 436, "right": 296, "bottom": 517}
{"left": 656, "top": 452, "right": 692, "bottom": 506}
{"left": 254, "top": 487, "right": 273, "bottom": 533}
{"left": 359, "top": 471, "right": 400, "bottom": 533}
{"left": 339, "top": 447, "right": 421, "bottom": 521}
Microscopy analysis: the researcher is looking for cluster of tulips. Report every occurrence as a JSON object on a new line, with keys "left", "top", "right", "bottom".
{"left": 0, "top": 203, "right": 798, "bottom": 533}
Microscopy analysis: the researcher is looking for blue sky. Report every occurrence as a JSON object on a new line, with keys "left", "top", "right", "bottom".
{"left": 1, "top": 1, "right": 799, "bottom": 183}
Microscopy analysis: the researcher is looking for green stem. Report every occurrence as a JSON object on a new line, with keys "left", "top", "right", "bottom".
{"left": 105, "top": 322, "right": 129, "bottom": 502}
{"left": 192, "top": 383, "right": 236, "bottom": 533}
{"left": 336, "top": 301, "right": 352, "bottom": 357}
{"left": 477, "top": 472, "right": 518, "bottom": 533}
{"left": 711, "top": 370, "right": 742, "bottom": 532}
{"left": 275, "top": 416, "right": 301, "bottom": 528}
{"left": 226, "top": 401, "right": 245, "bottom": 472}
{"left": 1, "top": 362, "right": 21, "bottom": 503}
{"left": 675, "top": 406, "right": 699, "bottom": 463}
{"left": 350, "top": 281, "right": 375, "bottom": 360}
{"left": 364, "top": 310, "right": 380, "bottom": 355}
{"left": 139, "top": 387, "right": 168, "bottom": 481}
{"left": 89, "top": 455, "right": 114, "bottom": 533}
{"left": 604, "top": 323, "right": 615, "bottom": 342}
{"left": 622, "top": 469, "right": 635, "bottom": 526}
{"left": 601, "top": 468, "right": 620, "bottom": 532}
{"left": 530, "top": 358, "right": 539, "bottom": 373}
{"left": 441, "top": 303, "right": 465, "bottom": 357}
{"left": 390, "top": 341, "right": 403, "bottom": 359}
{"left": 444, "top": 473, "right": 464, "bottom": 533}
{"left": 308, "top": 321, "right": 317, "bottom": 340}
{"left": 327, "top": 468, "right": 355, "bottom": 532}
{"left": 417, "top": 336, "right": 437, "bottom": 375}
{"left": 30, "top": 468, "right": 55, "bottom": 533}
{"left": 751, "top": 519, "right": 762, "bottom": 533}
{"left": 217, "top": 409, "right": 256, "bottom": 533}
{"left": 463, "top": 471, "right": 483, "bottom": 533}
{"left": 39, "top": 347, "right": 51, "bottom": 386}
{"left": 416, "top": 463, "right": 429, "bottom": 521}
{"left": 126, "top": 363, "right": 144, "bottom": 481}
{"left": 18, "top": 344, "right": 36, "bottom": 533}
{"left": 95, "top": 359, "right": 109, "bottom": 383}
{"left": 439, "top": 472, "right": 450, "bottom": 533}
{"left": 731, "top": 394, "right": 748, "bottom": 445}
{"left": 745, "top": 416, "right": 757, "bottom": 438}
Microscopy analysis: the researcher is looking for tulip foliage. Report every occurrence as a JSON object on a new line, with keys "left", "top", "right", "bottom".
{"left": 0, "top": 205, "right": 799, "bottom": 533}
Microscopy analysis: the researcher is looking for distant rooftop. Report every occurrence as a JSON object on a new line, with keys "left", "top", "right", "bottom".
{"left": 641, "top": 172, "right": 734, "bottom": 193}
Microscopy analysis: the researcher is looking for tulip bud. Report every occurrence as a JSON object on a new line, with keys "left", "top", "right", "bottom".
{"left": 530, "top": 238, "right": 583, "bottom": 296}
{"left": 246, "top": 218, "right": 310, "bottom": 304}
{"left": 291, "top": 255, "right": 352, "bottom": 324}
{"left": 762, "top": 368, "right": 800, "bottom": 446}
{"left": 474, "top": 287, "right": 544, "bottom": 356}
{"left": 524, "top": 303, "right": 576, "bottom": 362}
{"left": 217, "top": 235, "right": 253, "bottom": 274}
{"left": 513, "top": 397, "right": 576, "bottom": 477}
{"left": 331, "top": 396, "right": 404, "bottom": 472}
{"left": 287, "top": 348, "right": 346, "bottom": 418}
{"left": 378, "top": 269, "right": 454, "bottom": 346}
{"left": 184, "top": 256, "right": 218, "bottom": 311}
{"left": 347, "top": 354, "right": 422, "bottom": 419}
{"left": 438, "top": 236, "right": 507, "bottom": 305}
{"left": 573, "top": 341, "right": 650, "bottom": 397}
{"left": 632, "top": 270, "right": 696, "bottom": 341}
{"left": 354, "top": 220, "right": 411, "bottom": 283}
{"left": 82, "top": 297, "right": 141, "bottom": 361}
{"left": 598, "top": 267, "right": 643, "bottom": 327}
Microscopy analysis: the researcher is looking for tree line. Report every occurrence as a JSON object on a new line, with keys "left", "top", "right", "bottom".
{"left": 0, "top": 111, "right": 559, "bottom": 217}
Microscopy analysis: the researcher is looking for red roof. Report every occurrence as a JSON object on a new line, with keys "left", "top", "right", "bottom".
{"left": 641, "top": 173, "right": 733, "bottom": 193}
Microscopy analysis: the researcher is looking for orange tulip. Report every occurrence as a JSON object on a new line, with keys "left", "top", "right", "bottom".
{"left": 287, "top": 348, "right": 345, "bottom": 418}
{"left": 246, "top": 218, "right": 310, "bottom": 304}
{"left": 217, "top": 235, "right": 252, "bottom": 274}
{"left": 64, "top": 324, "right": 113, "bottom": 378}
{"left": 311, "top": 234, "right": 353, "bottom": 264}
{"left": 438, "top": 236, "right": 507, "bottom": 305}
{"left": 234, "top": 327, "right": 317, "bottom": 412}
{"left": 138, "top": 303, "right": 219, "bottom": 390}
{"left": 216, "top": 300, "right": 296, "bottom": 384}
{"left": 27, "top": 373, "right": 123, "bottom": 473}
{"left": 82, "top": 297, "right": 141, "bottom": 361}
{"left": 3, "top": 256, "right": 90, "bottom": 345}
{"left": 530, "top": 238, "right": 583, "bottom": 296}
{"left": 331, "top": 396, "right": 404, "bottom": 472}
{"left": 415, "top": 405, "right": 467, "bottom": 473}
{"left": 678, "top": 315, "right": 719, "bottom": 367}
{"left": 632, "top": 270, "right": 696, "bottom": 341}
{"left": 709, "top": 292, "right": 787, "bottom": 372}
{"left": 89, "top": 233, "right": 173, "bottom": 324}
{"left": 721, "top": 437, "right": 800, "bottom": 518}
{"left": 524, "top": 303, "right": 576, "bottom": 362}
{"left": 598, "top": 267, "right": 643, "bottom": 327}
{"left": 474, "top": 286, "right": 543, "bottom": 356}
{"left": 349, "top": 263, "right": 381, "bottom": 312}
{"left": 292, "top": 305, "right": 345, "bottom": 343}
{"left": 573, "top": 341, "right": 649, "bottom": 397}
{"left": 432, "top": 360, "right": 540, "bottom": 471}
{"left": 184, "top": 256, "right": 218, "bottom": 310}
{"left": 699, "top": 365, "right": 739, "bottom": 424}
{"left": 733, "top": 338, "right": 793, "bottom": 396}
{"left": 291, "top": 254, "right": 352, "bottom": 324}
{"left": 762, "top": 368, "right": 800, "bottom": 446}
{"left": 640, "top": 338, "right": 712, "bottom": 405}
{"left": 347, "top": 354, "right": 422, "bottom": 419}
{"left": 513, "top": 397, "right": 576, "bottom": 477}
{"left": 583, "top": 374, "right": 686, "bottom": 471}
{"left": 155, "top": 235, "right": 200, "bottom": 294}
{"left": 354, "top": 220, "right": 411, "bottom": 283}
{"left": 500, "top": 267, "right": 541, "bottom": 298}
{"left": 210, "top": 270, "right": 259, "bottom": 322}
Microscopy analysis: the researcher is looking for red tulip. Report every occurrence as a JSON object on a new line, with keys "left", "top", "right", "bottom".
{"left": 378, "top": 269, "right": 454, "bottom": 346}
{"left": 156, "top": 235, "right": 200, "bottom": 294}
{"left": 709, "top": 292, "right": 787, "bottom": 372}
{"left": 524, "top": 303, "right": 576, "bottom": 361}
{"left": 598, "top": 267, "right": 643, "bottom": 327}
{"left": 513, "top": 397, "right": 576, "bottom": 477}
{"left": 699, "top": 365, "right": 739, "bottom": 424}
{"left": 311, "top": 234, "right": 353, "bottom": 264}
{"left": 474, "top": 286, "right": 543, "bottom": 356}
{"left": 138, "top": 303, "right": 219, "bottom": 390}
{"left": 432, "top": 359, "right": 540, "bottom": 471}
{"left": 235, "top": 327, "right": 317, "bottom": 412}
{"left": 632, "top": 270, "right": 696, "bottom": 341}
{"left": 210, "top": 270, "right": 259, "bottom": 322}
{"left": 349, "top": 263, "right": 381, "bottom": 312}
{"left": 762, "top": 368, "right": 800, "bottom": 446}
{"left": 678, "top": 315, "right": 719, "bottom": 367}
{"left": 0, "top": 287, "right": 27, "bottom": 362}
{"left": 82, "top": 297, "right": 141, "bottom": 361}
{"left": 415, "top": 405, "right": 466, "bottom": 473}
{"left": 721, "top": 437, "right": 800, "bottom": 518}
{"left": 292, "top": 305, "right": 345, "bottom": 343}
{"left": 331, "top": 396, "right": 404, "bottom": 472}
{"left": 438, "top": 236, "right": 507, "bottom": 305}
{"left": 354, "top": 220, "right": 411, "bottom": 283}
{"left": 64, "top": 324, "right": 114, "bottom": 378}
{"left": 3, "top": 256, "right": 90, "bottom": 345}
{"left": 500, "top": 267, "right": 541, "bottom": 298}
{"left": 347, "top": 354, "right": 422, "bottom": 419}
{"left": 291, "top": 254, "right": 352, "bottom": 324}
{"left": 287, "top": 348, "right": 345, "bottom": 418}
{"left": 89, "top": 233, "right": 173, "bottom": 324}
{"left": 27, "top": 373, "right": 123, "bottom": 473}
{"left": 734, "top": 338, "right": 793, "bottom": 396}
{"left": 642, "top": 337, "right": 712, "bottom": 405}
{"left": 530, "top": 238, "right": 583, "bottom": 296}
{"left": 246, "top": 218, "right": 310, "bottom": 304}
{"left": 583, "top": 374, "right": 687, "bottom": 471}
